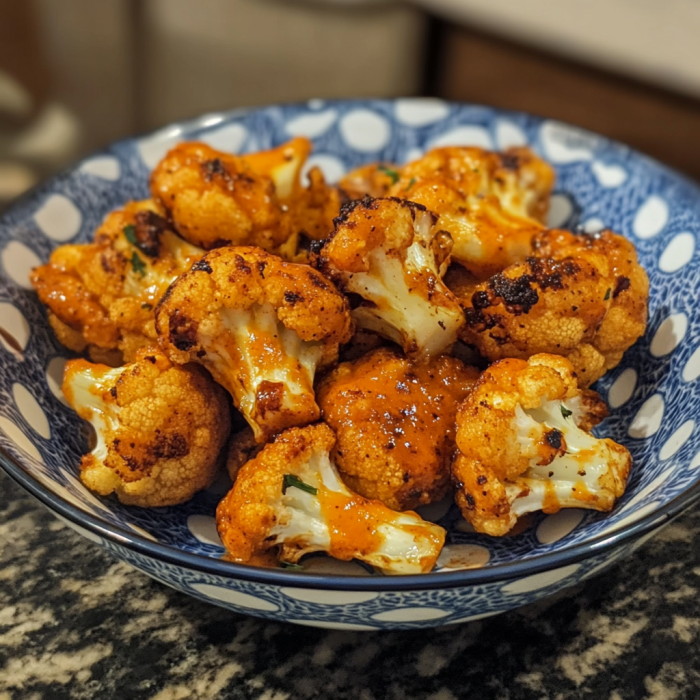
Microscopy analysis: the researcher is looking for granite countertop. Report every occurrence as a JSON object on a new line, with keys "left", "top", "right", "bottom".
{"left": 2, "top": 469, "right": 700, "bottom": 700}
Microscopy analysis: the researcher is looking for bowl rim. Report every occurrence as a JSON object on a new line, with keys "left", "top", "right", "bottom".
{"left": 1, "top": 97, "right": 698, "bottom": 592}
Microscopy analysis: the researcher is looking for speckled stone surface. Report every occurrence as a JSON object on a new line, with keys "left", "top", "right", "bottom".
{"left": 2, "top": 469, "right": 700, "bottom": 700}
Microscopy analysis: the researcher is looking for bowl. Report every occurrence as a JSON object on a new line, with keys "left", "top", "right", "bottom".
{"left": 1, "top": 99, "right": 699, "bottom": 631}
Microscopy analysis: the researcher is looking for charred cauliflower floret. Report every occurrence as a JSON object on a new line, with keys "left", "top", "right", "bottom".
{"left": 532, "top": 229, "right": 649, "bottom": 377}
{"left": 460, "top": 229, "right": 648, "bottom": 386}
{"left": 62, "top": 348, "right": 231, "bottom": 507}
{"left": 452, "top": 354, "right": 631, "bottom": 536}
{"left": 150, "top": 139, "right": 303, "bottom": 251}
{"left": 216, "top": 423, "right": 446, "bottom": 574}
{"left": 460, "top": 252, "right": 611, "bottom": 386}
{"left": 317, "top": 196, "right": 464, "bottom": 359}
{"left": 382, "top": 147, "right": 554, "bottom": 280}
{"left": 30, "top": 200, "right": 203, "bottom": 363}
{"left": 156, "top": 246, "right": 352, "bottom": 442}
{"left": 317, "top": 347, "right": 479, "bottom": 511}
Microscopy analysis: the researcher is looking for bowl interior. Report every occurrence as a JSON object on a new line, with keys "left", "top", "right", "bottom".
{"left": 1, "top": 99, "right": 699, "bottom": 578}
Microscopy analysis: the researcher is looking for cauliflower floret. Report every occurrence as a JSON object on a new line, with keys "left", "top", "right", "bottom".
{"left": 31, "top": 199, "right": 203, "bottom": 363}
{"left": 452, "top": 354, "right": 631, "bottom": 536}
{"left": 385, "top": 147, "right": 555, "bottom": 280}
{"left": 533, "top": 229, "right": 649, "bottom": 376}
{"left": 459, "top": 252, "right": 612, "bottom": 386}
{"left": 62, "top": 348, "right": 231, "bottom": 507}
{"left": 459, "top": 229, "right": 649, "bottom": 386}
{"left": 317, "top": 196, "right": 464, "bottom": 358}
{"left": 216, "top": 423, "right": 446, "bottom": 574}
{"left": 156, "top": 246, "right": 352, "bottom": 442}
{"left": 150, "top": 138, "right": 313, "bottom": 252}
{"left": 317, "top": 347, "right": 479, "bottom": 510}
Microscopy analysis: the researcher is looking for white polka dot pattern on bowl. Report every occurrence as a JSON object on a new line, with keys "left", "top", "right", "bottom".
{"left": 429, "top": 125, "right": 492, "bottom": 150}
{"left": 536, "top": 510, "right": 585, "bottom": 545}
{"left": 650, "top": 313, "right": 688, "bottom": 357}
{"left": 591, "top": 161, "right": 627, "bottom": 188}
{"left": 659, "top": 232, "right": 695, "bottom": 273}
{"left": 495, "top": 120, "right": 527, "bottom": 149}
{"left": 0, "top": 416, "right": 43, "bottom": 462}
{"left": 187, "top": 514, "right": 223, "bottom": 546}
{"left": 301, "top": 154, "right": 345, "bottom": 187}
{"left": 598, "top": 501, "right": 662, "bottom": 536}
{"left": 1, "top": 241, "right": 41, "bottom": 289}
{"left": 608, "top": 368, "right": 637, "bottom": 409}
{"left": 436, "top": 544, "right": 490, "bottom": 571}
{"left": 79, "top": 156, "right": 121, "bottom": 181}
{"left": 0, "top": 302, "right": 30, "bottom": 358}
{"left": 394, "top": 98, "right": 450, "bottom": 126}
{"left": 45, "top": 357, "right": 69, "bottom": 405}
{"left": 200, "top": 123, "right": 248, "bottom": 153}
{"left": 339, "top": 110, "right": 390, "bottom": 152}
{"left": 285, "top": 110, "right": 337, "bottom": 138}
{"left": 501, "top": 563, "right": 581, "bottom": 594}
{"left": 372, "top": 607, "right": 451, "bottom": 623}
{"left": 659, "top": 420, "right": 695, "bottom": 460}
{"left": 12, "top": 383, "right": 50, "bottom": 439}
{"left": 33, "top": 194, "right": 82, "bottom": 241}
{"left": 683, "top": 346, "right": 700, "bottom": 383}
{"left": 280, "top": 588, "right": 378, "bottom": 605}
{"left": 192, "top": 583, "right": 279, "bottom": 612}
{"left": 628, "top": 394, "right": 665, "bottom": 439}
{"left": 633, "top": 195, "right": 669, "bottom": 239}
{"left": 582, "top": 217, "right": 605, "bottom": 233}
{"left": 547, "top": 193, "right": 575, "bottom": 228}
{"left": 539, "top": 121, "right": 595, "bottom": 163}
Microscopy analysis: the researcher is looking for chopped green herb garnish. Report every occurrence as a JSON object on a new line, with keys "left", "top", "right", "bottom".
{"left": 405, "top": 177, "right": 416, "bottom": 192}
{"left": 604, "top": 288, "right": 611, "bottom": 301}
{"left": 282, "top": 474, "right": 318, "bottom": 496}
{"left": 130, "top": 251, "right": 147, "bottom": 278}
{"left": 280, "top": 561, "right": 304, "bottom": 570}
{"left": 561, "top": 405, "right": 573, "bottom": 419}
{"left": 378, "top": 164, "right": 400, "bottom": 185}
{"left": 141, "top": 302, "right": 153, "bottom": 311}
{"left": 123, "top": 224, "right": 137, "bottom": 246}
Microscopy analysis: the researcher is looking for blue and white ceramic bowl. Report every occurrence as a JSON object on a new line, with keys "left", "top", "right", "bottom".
{"left": 1, "top": 99, "right": 699, "bottom": 630}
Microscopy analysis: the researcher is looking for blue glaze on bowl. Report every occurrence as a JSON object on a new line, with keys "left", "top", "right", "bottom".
{"left": 1, "top": 99, "right": 699, "bottom": 629}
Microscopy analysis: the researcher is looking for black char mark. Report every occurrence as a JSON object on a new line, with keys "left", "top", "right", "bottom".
{"left": 613, "top": 275, "right": 631, "bottom": 298}
{"left": 489, "top": 273, "right": 539, "bottom": 314}
{"left": 133, "top": 210, "right": 169, "bottom": 258}
{"left": 191, "top": 258, "right": 213, "bottom": 274}
{"left": 168, "top": 309, "right": 199, "bottom": 352}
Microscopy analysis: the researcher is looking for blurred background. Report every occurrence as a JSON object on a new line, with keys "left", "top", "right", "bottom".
{"left": 1, "top": 0, "right": 700, "bottom": 209}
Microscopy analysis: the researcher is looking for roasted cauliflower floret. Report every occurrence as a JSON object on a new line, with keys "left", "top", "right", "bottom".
{"left": 30, "top": 200, "right": 203, "bottom": 363}
{"left": 216, "top": 423, "right": 446, "bottom": 574}
{"left": 317, "top": 196, "right": 464, "bottom": 358}
{"left": 532, "top": 228, "right": 649, "bottom": 376}
{"left": 460, "top": 229, "right": 648, "bottom": 386}
{"left": 452, "top": 354, "right": 631, "bottom": 536}
{"left": 385, "top": 146, "right": 554, "bottom": 280}
{"left": 318, "top": 347, "right": 479, "bottom": 511}
{"left": 460, "top": 253, "right": 611, "bottom": 386}
{"left": 156, "top": 246, "right": 352, "bottom": 442}
{"left": 150, "top": 140, "right": 302, "bottom": 251}
{"left": 62, "top": 348, "right": 231, "bottom": 507}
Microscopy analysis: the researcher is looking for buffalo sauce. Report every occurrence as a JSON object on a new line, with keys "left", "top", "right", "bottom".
{"left": 542, "top": 480, "right": 561, "bottom": 514}
{"left": 318, "top": 487, "right": 384, "bottom": 560}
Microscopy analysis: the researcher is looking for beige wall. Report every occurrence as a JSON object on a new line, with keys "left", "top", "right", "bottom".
{"left": 140, "top": 0, "right": 425, "bottom": 130}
